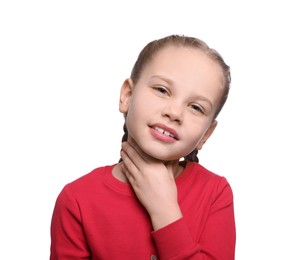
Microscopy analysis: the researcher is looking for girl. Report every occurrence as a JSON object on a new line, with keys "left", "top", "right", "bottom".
{"left": 50, "top": 35, "right": 236, "bottom": 259}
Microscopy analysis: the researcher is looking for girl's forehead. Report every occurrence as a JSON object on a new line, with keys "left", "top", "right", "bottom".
{"left": 147, "top": 46, "right": 218, "bottom": 72}
{"left": 153, "top": 44, "right": 206, "bottom": 58}
{"left": 144, "top": 46, "right": 223, "bottom": 82}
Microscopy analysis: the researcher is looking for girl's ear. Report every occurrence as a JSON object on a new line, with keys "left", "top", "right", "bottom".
{"left": 196, "top": 120, "right": 218, "bottom": 150}
{"left": 119, "top": 78, "right": 134, "bottom": 113}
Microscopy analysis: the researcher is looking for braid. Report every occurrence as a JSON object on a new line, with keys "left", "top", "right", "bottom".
{"left": 119, "top": 123, "right": 128, "bottom": 162}
{"left": 121, "top": 123, "right": 128, "bottom": 143}
{"left": 184, "top": 149, "right": 199, "bottom": 163}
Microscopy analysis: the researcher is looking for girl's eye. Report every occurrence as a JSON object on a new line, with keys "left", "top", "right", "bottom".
{"left": 191, "top": 104, "right": 203, "bottom": 113}
{"left": 154, "top": 86, "right": 168, "bottom": 95}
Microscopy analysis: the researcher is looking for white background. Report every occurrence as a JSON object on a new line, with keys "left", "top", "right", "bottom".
{"left": 1, "top": 1, "right": 295, "bottom": 259}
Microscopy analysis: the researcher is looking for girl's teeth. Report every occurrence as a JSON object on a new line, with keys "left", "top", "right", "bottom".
{"left": 164, "top": 130, "right": 171, "bottom": 137}
{"left": 155, "top": 127, "right": 174, "bottom": 138}
{"left": 155, "top": 127, "right": 163, "bottom": 133}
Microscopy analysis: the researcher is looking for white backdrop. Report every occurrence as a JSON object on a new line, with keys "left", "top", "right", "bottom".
{"left": 1, "top": 1, "right": 295, "bottom": 259}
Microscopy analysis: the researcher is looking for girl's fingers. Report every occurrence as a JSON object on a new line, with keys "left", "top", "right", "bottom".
{"left": 121, "top": 142, "right": 145, "bottom": 170}
{"left": 120, "top": 148, "right": 140, "bottom": 182}
{"left": 122, "top": 141, "right": 156, "bottom": 168}
{"left": 120, "top": 161, "right": 134, "bottom": 183}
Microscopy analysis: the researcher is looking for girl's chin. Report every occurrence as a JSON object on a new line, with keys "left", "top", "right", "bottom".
{"left": 129, "top": 137, "right": 182, "bottom": 161}
{"left": 143, "top": 150, "right": 181, "bottom": 162}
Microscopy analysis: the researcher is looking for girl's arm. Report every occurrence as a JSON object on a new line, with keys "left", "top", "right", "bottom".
{"left": 152, "top": 179, "right": 235, "bottom": 259}
{"left": 120, "top": 141, "right": 235, "bottom": 260}
{"left": 120, "top": 141, "right": 183, "bottom": 231}
{"left": 50, "top": 186, "right": 91, "bottom": 260}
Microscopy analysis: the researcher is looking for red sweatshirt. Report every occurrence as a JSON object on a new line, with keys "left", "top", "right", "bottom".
{"left": 50, "top": 161, "right": 235, "bottom": 259}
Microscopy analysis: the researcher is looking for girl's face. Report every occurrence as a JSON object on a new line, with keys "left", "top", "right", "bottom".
{"left": 120, "top": 45, "right": 224, "bottom": 161}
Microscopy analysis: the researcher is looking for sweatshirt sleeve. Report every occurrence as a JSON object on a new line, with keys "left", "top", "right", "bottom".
{"left": 151, "top": 178, "right": 236, "bottom": 259}
{"left": 50, "top": 185, "right": 91, "bottom": 260}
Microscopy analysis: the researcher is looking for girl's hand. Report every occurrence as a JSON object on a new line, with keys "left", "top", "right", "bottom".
{"left": 120, "top": 141, "right": 183, "bottom": 230}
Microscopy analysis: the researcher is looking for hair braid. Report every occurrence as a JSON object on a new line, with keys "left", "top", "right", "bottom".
{"left": 119, "top": 123, "right": 128, "bottom": 162}
{"left": 121, "top": 123, "right": 128, "bottom": 143}
{"left": 184, "top": 149, "right": 199, "bottom": 163}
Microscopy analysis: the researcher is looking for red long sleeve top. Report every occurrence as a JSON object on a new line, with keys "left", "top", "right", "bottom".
{"left": 50, "top": 161, "right": 236, "bottom": 259}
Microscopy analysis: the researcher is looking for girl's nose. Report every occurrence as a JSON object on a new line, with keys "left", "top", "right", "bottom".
{"left": 161, "top": 102, "right": 184, "bottom": 123}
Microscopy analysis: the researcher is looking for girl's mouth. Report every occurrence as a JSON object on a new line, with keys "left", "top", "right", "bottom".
{"left": 149, "top": 124, "right": 179, "bottom": 142}
{"left": 154, "top": 126, "right": 177, "bottom": 139}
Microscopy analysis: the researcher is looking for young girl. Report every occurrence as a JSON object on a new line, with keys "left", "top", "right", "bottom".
{"left": 50, "top": 35, "right": 236, "bottom": 259}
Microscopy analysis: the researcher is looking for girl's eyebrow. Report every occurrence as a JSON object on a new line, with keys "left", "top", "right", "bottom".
{"left": 149, "top": 75, "right": 173, "bottom": 85}
{"left": 149, "top": 75, "right": 213, "bottom": 109}
{"left": 194, "top": 96, "right": 213, "bottom": 111}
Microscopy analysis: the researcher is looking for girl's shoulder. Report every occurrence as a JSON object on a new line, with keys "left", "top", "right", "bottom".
{"left": 177, "top": 161, "right": 234, "bottom": 206}
{"left": 71, "top": 164, "right": 114, "bottom": 185}
{"left": 60, "top": 164, "right": 115, "bottom": 198}
{"left": 178, "top": 161, "right": 227, "bottom": 184}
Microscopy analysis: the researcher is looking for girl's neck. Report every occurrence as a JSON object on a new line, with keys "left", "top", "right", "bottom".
{"left": 116, "top": 138, "right": 185, "bottom": 183}
{"left": 112, "top": 160, "right": 185, "bottom": 184}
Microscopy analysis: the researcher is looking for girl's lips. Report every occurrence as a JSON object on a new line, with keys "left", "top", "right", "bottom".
{"left": 149, "top": 124, "right": 179, "bottom": 141}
